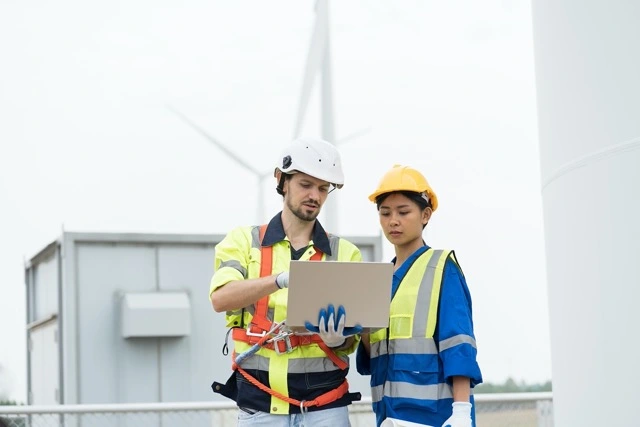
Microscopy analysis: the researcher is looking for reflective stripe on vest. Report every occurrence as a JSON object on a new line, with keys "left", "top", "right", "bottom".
{"left": 237, "top": 354, "right": 346, "bottom": 373}
{"left": 371, "top": 381, "right": 453, "bottom": 402}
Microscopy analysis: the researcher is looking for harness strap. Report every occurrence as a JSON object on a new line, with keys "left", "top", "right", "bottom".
{"left": 247, "top": 225, "right": 274, "bottom": 333}
{"left": 248, "top": 224, "right": 322, "bottom": 334}
{"left": 235, "top": 358, "right": 350, "bottom": 408}
{"left": 232, "top": 328, "right": 348, "bottom": 370}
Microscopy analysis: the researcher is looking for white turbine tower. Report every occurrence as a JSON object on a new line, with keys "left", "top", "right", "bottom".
{"left": 532, "top": 1, "right": 640, "bottom": 425}
{"left": 293, "top": 0, "right": 339, "bottom": 231}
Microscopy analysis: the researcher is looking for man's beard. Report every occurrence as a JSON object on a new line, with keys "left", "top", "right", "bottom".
{"left": 287, "top": 198, "right": 320, "bottom": 222}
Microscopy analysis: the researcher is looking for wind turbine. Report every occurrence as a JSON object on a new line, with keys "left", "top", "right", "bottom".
{"left": 169, "top": 106, "right": 370, "bottom": 226}
{"left": 170, "top": 0, "right": 367, "bottom": 229}
{"left": 168, "top": 106, "right": 272, "bottom": 223}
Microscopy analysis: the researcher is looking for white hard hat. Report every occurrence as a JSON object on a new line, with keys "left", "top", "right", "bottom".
{"left": 275, "top": 137, "right": 344, "bottom": 190}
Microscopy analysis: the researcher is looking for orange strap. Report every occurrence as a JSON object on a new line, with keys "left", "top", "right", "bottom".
{"left": 248, "top": 225, "right": 274, "bottom": 332}
{"left": 247, "top": 224, "right": 322, "bottom": 334}
{"left": 232, "top": 328, "right": 348, "bottom": 370}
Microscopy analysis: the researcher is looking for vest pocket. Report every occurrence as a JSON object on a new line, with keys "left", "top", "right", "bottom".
{"left": 387, "top": 357, "right": 440, "bottom": 412}
{"left": 303, "top": 368, "right": 345, "bottom": 390}
{"left": 389, "top": 314, "right": 412, "bottom": 338}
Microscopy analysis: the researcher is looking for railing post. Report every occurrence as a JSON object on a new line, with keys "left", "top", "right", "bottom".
{"left": 536, "top": 399, "right": 554, "bottom": 427}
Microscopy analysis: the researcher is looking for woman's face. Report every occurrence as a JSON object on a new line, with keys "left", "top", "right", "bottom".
{"left": 378, "top": 193, "right": 431, "bottom": 248}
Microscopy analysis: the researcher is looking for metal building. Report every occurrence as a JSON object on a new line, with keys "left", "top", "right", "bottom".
{"left": 25, "top": 231, "right": 382, "bottom": 408}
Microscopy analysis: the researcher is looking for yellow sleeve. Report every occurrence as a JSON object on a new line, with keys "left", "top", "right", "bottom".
{"left": 334, "top": 334, "right": 361, "bottom": 356}
{"left": 209, "top": 226, "right": 252, "bottom": 297}
{"left": 337, "top": 238, "right": 363, "bottom": 262}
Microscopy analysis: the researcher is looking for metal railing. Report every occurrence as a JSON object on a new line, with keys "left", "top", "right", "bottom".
{"left": 0, "top": 392, "right": 553, "bottom": 427}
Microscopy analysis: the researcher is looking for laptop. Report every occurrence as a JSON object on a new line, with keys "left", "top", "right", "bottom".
{"left": 285, "top": 260, "right": 393, "bottom": 330}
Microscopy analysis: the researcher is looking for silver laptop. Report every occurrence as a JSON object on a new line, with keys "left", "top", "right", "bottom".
{"left": 285, "top": 260, "right": 393, "bottom": 329}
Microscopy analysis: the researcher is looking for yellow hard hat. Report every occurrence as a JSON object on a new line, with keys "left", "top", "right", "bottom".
{"left": 368, "top": 164, "right": 438, "bottom": 211}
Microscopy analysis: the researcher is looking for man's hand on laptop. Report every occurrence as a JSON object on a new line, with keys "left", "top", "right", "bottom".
{"left": 305, "top": 304, "right": 363, "bottom": 348}
{"left": 275, "top": 271, "right": 289, "bottom": 289}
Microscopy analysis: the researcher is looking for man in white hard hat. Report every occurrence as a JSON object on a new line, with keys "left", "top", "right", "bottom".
{"left": 210, "top": 137, "right": 362, "bottom": 426}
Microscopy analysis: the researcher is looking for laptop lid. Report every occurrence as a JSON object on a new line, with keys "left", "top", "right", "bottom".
{"left": 285, "top": 260, "right": 393, "bottom": 329}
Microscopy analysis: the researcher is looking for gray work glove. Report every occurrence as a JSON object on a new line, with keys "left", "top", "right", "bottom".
{"left": 275, "top": 271, "right": 289, "bottom": 289}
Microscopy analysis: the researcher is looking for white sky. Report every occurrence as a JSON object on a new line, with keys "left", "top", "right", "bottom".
{"left": 0, "top": 0, "right": 550, "bottom": 402}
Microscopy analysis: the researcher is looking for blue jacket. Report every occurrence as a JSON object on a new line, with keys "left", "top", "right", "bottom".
{"left": 356, "top": 245, "right": 483, "bottom": 426}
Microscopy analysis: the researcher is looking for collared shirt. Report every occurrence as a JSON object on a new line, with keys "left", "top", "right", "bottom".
{"left": 261, "top": 212, "right": 333, "bottom": 256}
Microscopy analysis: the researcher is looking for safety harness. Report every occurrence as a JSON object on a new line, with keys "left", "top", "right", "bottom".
{"left": 229, "top": 224, "right": 350, "bottom": 409}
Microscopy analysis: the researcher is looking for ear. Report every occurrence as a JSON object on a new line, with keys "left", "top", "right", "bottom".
{"left": 422, "top": 207, "right": 433, "bottom": 225}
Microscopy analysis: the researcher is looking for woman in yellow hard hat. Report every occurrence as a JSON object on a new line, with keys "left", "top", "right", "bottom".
{"left": 357, "top": 165, "right": 483, "bottom": 427}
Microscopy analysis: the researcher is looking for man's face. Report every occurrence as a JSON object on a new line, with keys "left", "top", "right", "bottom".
{"left": 283, "top": 172, "right": 331, "bottom": 222}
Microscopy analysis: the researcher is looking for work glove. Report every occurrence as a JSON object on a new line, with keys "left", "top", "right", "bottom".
{"left": 275, "top": 271, "right": 289, "bottom": 289}
{"left": 441, "top": 402, "right": 472, "bottom": 427}
{"left": 305, "top": 304, "right": 362, "bottom": 348}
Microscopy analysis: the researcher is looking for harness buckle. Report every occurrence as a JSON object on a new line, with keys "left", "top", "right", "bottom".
{"left": 245, "top": 328, "right": 267, "bottom": 338}
{"left": 272, "top": 334, "right": 294, "bottom": 355}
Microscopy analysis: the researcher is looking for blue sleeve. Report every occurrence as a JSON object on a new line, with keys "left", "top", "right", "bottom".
{"left": 355, "top": 340, "right": 371, "bottom": 375}
{"left": 437, "top": 256, "right": 483, "bottom": 387}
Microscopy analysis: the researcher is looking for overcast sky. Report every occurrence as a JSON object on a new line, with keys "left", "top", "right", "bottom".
{"left": 0, "top": 0, "right": 549, "bottom": 402}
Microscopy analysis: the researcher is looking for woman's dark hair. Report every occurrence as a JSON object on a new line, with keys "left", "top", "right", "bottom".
{"left": 375, "top": 190, "right": 431, "bottom": 211}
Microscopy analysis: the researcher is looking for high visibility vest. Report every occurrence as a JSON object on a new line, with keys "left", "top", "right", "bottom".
{"left": 369, "top": 249, "right": 452, "bottom": 404}
{"left": 218, "top": 224, "right": 361, "bottom": 413}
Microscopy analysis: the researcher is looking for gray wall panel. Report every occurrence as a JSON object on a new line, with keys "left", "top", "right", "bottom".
{"left": 29, "top": 320, "right": 59, "bottom": 405}
{"left": 76, "top": 243, "right": 157, "bottom": 404}
{"left": 157, "top": 244, "right": 222, "bottom": 402}
{"left": 119, "top": 338, "right": 160, "bottom": 403}
{"left": 34, "top": 255, "right": 58, "bottom": 321}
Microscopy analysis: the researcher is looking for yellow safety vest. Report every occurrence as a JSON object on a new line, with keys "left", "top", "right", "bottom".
{"left": 370, "top": 249, "right": 451, "bottom": 358}
{"left": 210, "top": 224, "right": 362, "bottom": 413}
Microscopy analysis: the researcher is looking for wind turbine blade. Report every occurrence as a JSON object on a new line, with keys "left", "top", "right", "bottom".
{"left": 167, "top": 106, "right": 261, "bottom": 176}
{"left": 259, "top": 169, "right": 273, "bottom": 180}
{"left": 336, "top": 126, "right": 373, "bottom": 146}
{"left": 293, "top": 0, "right": 328, "bottom": 139}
